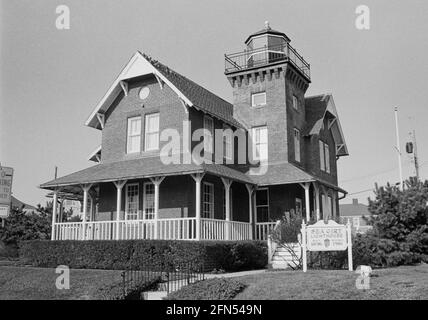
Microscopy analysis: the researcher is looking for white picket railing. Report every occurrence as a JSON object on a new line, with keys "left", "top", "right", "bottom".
{"left": 200, "top": 219, "right": 252, "bottom": 241}
{"left": 255, "top": 222, "right": 277, "bottom": 241}
{"left": 53, "top": 218, "right": 254, "bottom": 241}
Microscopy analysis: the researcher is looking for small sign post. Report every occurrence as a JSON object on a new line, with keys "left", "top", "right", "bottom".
{"left": 301, "top": 219, "right": 353, "bottom": 272}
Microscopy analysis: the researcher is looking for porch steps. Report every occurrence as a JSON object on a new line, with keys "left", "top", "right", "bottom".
{"left": 270, "top": 244, "right": 302, "bottom": 269}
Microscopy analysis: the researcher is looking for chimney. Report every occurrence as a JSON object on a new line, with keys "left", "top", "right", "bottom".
{"left": 352, "top": 198, "right": 358, "bottom": 205}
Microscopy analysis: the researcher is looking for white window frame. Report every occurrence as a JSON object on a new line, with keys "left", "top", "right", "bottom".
{"left": 203, "top": 115, "right": 214, "bottom": 157}
{"left": 126, "top": 116, "right": 142, "bottom": 154}
{"left": 319, "top": 140, "right": 325, "bottom": 171}
{"left": 144, "top": 113, "right": 160, "bottom": 151}
{"left": 256, "top": 188, "right": 269, "bottom": 222}
{"left": 252, "top": 126, "right": 268, "bottom": 161}
{"left": 202, "top": 182, "right": 214, "bottom": 219}
{"left": 292, "top": 95, "right": 299, "bottom": 110}
{"left": 324, "top": 143, "right": 330, "bottom": 173}
{"left": 251, "top": 92, "right": 266, "bottom": 107}
{"left": 125, "top": 183, "right": 139, "bottom": 220}
{"left": 223, "top": 125, "right": 233, "bottom": 161}
{"left": 143, "top": 182, "right": 155, "bottom": 220}
{"left": 294, "top": 128, "right": 301, "bottom": 162}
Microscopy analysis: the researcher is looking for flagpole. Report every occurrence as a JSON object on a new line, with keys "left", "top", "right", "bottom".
{"left": 394, "top": 107, "right": 404, "bottom": 189}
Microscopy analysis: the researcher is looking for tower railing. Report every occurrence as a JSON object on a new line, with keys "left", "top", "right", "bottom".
{"left": 224, "top": 43, "right": 310, "bottom": 80}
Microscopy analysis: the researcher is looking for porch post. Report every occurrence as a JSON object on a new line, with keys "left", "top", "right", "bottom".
{"left": 150, "top": 176, "right": 165, "bottom": 240}
{"left": 300, "top": 183, "right": 311, "bottom": 223}
{"left": 191, "top": 173, "right": 205, "bottom": 240}
{"left": 51, "top": 190, "right": 58, "bottom": 240}
{"left": 113, "top": 180, "right": 127, "bottom": 240}
{"left": 221, "top": 178, "right": 232, "bottom": 240}
{"left": 245, "top": 184, "right": 255, "bottom": 240}
{"left": 332, "top": 191, "right": 337, "bottom": 219}
{"left": 313, "top": 182, "right": 320, "bottom": 221}
{"left": 81, "top": 184, "right": 92, "bottom": 241}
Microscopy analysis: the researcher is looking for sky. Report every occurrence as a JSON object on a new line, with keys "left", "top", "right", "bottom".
{"left": 1, "top": 0, "right": 428, "bottom": 207}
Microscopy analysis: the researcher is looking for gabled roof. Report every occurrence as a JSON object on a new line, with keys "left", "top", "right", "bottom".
{"left": 85, "top": 51, "right": 242, "bottom": 130}
{"left": 11, "top": 196, "right": 36, "bottom": 211}
{"left": 304, "top": 94, "right": 349, "bottom": 157}
{"left": 339, "top": 203, "right": 370, "bottom": 217}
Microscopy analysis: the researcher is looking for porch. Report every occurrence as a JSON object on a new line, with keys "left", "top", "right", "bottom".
{"left": 43, "top": 159, "right": 344, "bottom": 242}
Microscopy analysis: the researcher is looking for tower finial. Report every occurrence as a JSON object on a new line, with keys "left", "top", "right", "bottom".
{"left": 264, "top": 21, "right": 270, "bottom": 30}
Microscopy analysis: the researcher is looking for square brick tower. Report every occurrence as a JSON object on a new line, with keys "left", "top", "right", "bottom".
{"left": 225, "top": 22, "right": 311, "bottom": 165}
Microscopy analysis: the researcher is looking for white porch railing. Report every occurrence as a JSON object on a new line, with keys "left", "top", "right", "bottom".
{"left": 200, "top": 219, "right": 252, "bottom": 241}
{"left": 255, "top": 222, "right": 277, "bottom": 241}
{"left": 53, "top": 218, "right": 253, "bottom": 241}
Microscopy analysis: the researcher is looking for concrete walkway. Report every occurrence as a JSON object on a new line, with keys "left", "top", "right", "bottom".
{"left": 205, "top": 269, "right": 267, "bottom": 279}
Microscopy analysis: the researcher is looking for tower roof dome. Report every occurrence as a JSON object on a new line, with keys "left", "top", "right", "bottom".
{"left": 244, "top": 21, "right": 290, "bottom": 44}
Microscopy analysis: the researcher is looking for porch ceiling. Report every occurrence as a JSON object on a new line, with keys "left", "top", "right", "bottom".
{"left": 39, "top": 157, "right": 255, "bottom": 191}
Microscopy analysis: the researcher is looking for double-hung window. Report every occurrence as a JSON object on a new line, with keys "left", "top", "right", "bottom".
{"left": 252, "top": 126, "right": 268, "bottom": 161}
{"left": 144, "top": 113, "right": 160, "bottom": 151}
{"left": 292, "top": 95, "right": 299, "bottom": 110}
{"left": 319, "top": 140, "right": 331, "bottom": 173}
{"left": 251, "top": 92, "right": 266, "bottom": 107}
{"left": 125, "top": 183, "right": 139, "bottom": 220}
{"left": 223, "top": 125, "right": 233, "bottom": 162}
{"left": 202, "top": 182, "right": 214, "bottom": 219}
{"left": 127, "top": 116, "right": 141, "bottom": 154}
{"left": 143, "top": 182, "right": 155, "bottom": 220}
{"left": 203, "top": 115, "right": 214, "bottom": 158}
{"left": 294, "top": 128, "right": 301, "bottom": 162}
{"left": 319, "top": 140, "right": 325, "bottom": 171}
{"left": 256, "top": 188, "right": 269, "bottom": 222}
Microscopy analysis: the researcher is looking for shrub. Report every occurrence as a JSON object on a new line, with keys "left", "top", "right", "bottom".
{"left": 166, "top": 278, "right": 246, "bottom": 300}
{"left": 19, "top": 240, "right": 267, "bottom": 272}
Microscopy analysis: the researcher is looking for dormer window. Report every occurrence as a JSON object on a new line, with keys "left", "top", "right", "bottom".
{"left": 252, "top": 92, "right": 266, "bottom": 107}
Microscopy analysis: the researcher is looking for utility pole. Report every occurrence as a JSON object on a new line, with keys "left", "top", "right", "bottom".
{"left": 412, "top": 130, "right": 420, "bottom": 180}
{"left": 394, "top": 107, "right": 404, "bottom": 189}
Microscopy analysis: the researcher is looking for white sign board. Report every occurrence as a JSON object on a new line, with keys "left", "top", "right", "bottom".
{"left": 301, "top": 220, "right": 353, "bottom": 272}
{"left": 0, "top": 166, "right": 13, "bottom": 218}
{"left": 306, "top": 220, "right": 348, "bottom": 251}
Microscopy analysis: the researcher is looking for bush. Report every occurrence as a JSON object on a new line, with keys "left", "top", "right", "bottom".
{"left": 19, "top": 240, "right": 267, "bottom": 272}
{"left": 166, "top": 278, "right": 246, "bottom": 300}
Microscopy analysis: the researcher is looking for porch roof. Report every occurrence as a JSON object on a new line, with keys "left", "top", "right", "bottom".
{"left": 39, "top": 157, "right": 254, "bottom": 190}
{"left": 251, "top": 162, "right": 347, "bottom": 194}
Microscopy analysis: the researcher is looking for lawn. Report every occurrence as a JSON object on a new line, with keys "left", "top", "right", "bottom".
{"left": 233, "top": 264, "right": 428, "bottom": 300}
{"left": 0, "top": 266, "right": 124, "bottom": 300}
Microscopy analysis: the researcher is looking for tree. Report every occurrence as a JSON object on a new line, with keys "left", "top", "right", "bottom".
{"left": 363, "top": 177, "right": 428, "bottom": 266}
{"left": 0, "top": 204, "right": 52, "bottom": 245}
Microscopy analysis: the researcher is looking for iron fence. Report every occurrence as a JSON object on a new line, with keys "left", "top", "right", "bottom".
{"left": 121, "top": 261, "right": 205, "bottom": 298}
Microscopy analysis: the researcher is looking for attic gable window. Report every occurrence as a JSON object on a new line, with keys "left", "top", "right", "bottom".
{"left": 126, "top": 116, "right": 142, "bottom": 154}
{"left": 251, "top": 92, "right": 266, "bottom": 107}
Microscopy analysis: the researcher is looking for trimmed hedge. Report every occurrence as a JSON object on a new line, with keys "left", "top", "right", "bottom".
{"left": 166, "top": 278, "right": 246, "bottom": 300}
{"left": 19, "top": 240, "right": 267, "bottom": 272}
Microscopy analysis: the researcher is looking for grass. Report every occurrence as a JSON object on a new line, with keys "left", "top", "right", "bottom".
{"left": 233, "top": 263, "right": 428, "bottom": 300}
{"left": 0, "top": 266, "right": 124, "bottom": 300}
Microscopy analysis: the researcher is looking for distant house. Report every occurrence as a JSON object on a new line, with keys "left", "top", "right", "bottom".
{"left": 340, "top": 199, "right": 372, "bottom": 233}
{"left": 11, "top": 196, "right": 36, "bottom": 213}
